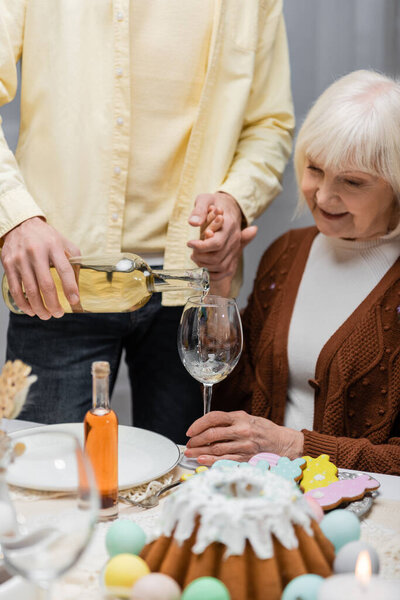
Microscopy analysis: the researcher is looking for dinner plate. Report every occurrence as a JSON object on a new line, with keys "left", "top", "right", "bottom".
{"left": 7, "top": 423, "right": 180, "bottom": 492}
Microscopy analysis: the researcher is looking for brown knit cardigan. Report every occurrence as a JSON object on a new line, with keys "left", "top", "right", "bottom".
{"left": 213, "top": 227, "right": 400, "bottom": 474}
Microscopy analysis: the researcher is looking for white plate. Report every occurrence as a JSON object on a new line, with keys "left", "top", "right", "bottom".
{"left": 7, "top": 423, "right": 180, "bottom": 492}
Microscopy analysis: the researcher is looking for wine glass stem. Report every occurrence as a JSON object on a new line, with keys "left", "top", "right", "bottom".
{"left": 203, "top": 383, "right": 213, "bottom": 414}
{"left": 36, "top": 582, "right": 52, "bottom": 600}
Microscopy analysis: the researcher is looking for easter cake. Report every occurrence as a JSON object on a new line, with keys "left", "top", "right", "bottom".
{"left": 140, "top": 466, "right": 335, "bottom": 600}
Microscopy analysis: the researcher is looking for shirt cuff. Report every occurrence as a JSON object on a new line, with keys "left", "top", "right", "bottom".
{"left": 0, "top": 186, "right": 45, "bottom": 238}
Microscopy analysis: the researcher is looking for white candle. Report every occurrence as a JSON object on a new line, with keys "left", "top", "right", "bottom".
{"left": 318, "top": 574, "right": 398, "bottom": 600}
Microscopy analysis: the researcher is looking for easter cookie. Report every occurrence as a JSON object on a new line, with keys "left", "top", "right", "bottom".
{"left": 304, "top": 474, "right": 380, "bottom": 510}
{"left": 211, "top": 459, "right": 241, "bottom": 470}
{"left": 271, "top": 457, "right": 306, "bottom": 483}
{"left": 300, "top": 455, "right": 338, "bottom": 492}
{"left": 249, "top": 452, "right": 281, "bottom": 468}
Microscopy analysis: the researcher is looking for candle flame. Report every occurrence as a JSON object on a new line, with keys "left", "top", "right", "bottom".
{"left": 355, "top": 550, "right": 371, "bottom": 587}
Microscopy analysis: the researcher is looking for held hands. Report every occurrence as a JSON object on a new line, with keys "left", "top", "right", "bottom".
{"left": 185, "top": 410, "right": 304, "bottom": 466}
{"left": 188, "top": 192, "right": 257, "bottom": 296}
{"left": 1, "top": 217, "right": 81, "bottom": 319}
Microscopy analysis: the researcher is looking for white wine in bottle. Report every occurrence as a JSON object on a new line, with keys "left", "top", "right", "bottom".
{"left": 2, "top": 253, "right": 209, "bottom": 314}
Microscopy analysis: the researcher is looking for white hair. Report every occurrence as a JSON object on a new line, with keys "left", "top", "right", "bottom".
{"left": 294, "top": 70, "right": 400, "bottom": 207}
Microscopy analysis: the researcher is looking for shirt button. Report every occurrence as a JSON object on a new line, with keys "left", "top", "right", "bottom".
{"left": 111, "top": 213, "right": 118, "bottom": 222}
{"left": 114, "top": 166, "right": 121, "bottom": 176}
{"left": 116, "top": 117, "right": 124, "bottom": 126}
{"left": 116, "top": 11, "right": 124, "bottom": 21}
{"left": 115, "top": 68, "right": 123, "bottom": 77}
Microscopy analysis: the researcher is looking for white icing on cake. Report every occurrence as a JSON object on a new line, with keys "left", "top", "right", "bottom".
{"left": 149, "top": 466, "right": 315, "bottom": 560}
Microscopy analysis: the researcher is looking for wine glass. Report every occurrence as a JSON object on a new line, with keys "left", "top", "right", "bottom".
{"left": 178, "top": 295, "right": 243, "bottom": 416}
{"left": 1, "top": 429, "right": 99, "bottom": 599}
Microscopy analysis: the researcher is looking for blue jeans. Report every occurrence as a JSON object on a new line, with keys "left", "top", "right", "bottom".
{"left": 6, "top": 294, "right": 202, "bottom": 444}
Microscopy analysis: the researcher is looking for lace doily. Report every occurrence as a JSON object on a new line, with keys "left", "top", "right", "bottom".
{"left": 361, "top": 519, "right": 400, "bottom": 579}
{"left": 9, "top": 468, "right": 178, "bottom": 503}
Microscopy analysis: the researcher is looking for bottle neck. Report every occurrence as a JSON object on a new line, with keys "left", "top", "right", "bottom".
{"left": 92, "top": 375, "right": 110, "bottom": 414}
{"left": 149, "top": 267, "right": 209, "bottom": 294}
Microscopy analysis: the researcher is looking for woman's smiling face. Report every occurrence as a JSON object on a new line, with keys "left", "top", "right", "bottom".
{"left": 301, "top": 159, "right": 397, "bottom": 240}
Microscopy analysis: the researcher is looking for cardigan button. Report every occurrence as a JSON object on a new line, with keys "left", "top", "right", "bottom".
{"left": 308, "top": 378, "right": 320, "bottom": 391}
{"left": 381, "top": 388, "right": 387, "bottom": 395}
{"left": 383, "top": 325, "right": 390, "bottom": 331}
{"left": 379, "top": 365, "right": 387, "bottom": 371}
{"left": 349, "top": 391, "right": 356, "bottom": 398}
{"left": 378, "top": 408, "right": 386, "bottom": 416}
{"left": 365, "top": 420, "right": 372, "bottom": 427}
{"left": 362, "top": 378, "right": 369, "bottom": 386}
{"left": 386, "top": 348, "right": 392, "bottom": 354}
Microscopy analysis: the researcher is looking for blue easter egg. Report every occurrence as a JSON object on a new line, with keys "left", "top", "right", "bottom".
{"left": 281, "top": 574, "right": 324, "bottom": 600}
{"left": 320, "top": 509, "right": 361, "bottom": 553}
{"left": 105, "top": 519, "right": 146, "bottom": 557}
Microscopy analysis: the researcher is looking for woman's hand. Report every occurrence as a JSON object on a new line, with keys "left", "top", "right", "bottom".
{"left": 185, "top": 410, "right": 304, "bottom": 465}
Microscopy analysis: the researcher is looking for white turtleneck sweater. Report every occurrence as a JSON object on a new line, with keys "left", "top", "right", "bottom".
{"left": 284, "top": 224, "right": 400, "bottom": 431}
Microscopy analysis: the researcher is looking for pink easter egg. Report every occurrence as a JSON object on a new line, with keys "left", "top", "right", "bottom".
{"left": 305, "top": 495, "right": 324, "bottom": 522}
{"left": 130, "top": 573, "right": 181, "bottom": 600}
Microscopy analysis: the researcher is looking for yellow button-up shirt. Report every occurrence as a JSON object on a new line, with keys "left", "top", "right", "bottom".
{"left": 0, "top": 0, "right": 294, "bottom": 304}
{"left": 125, "top": 0, "right": 214, "bottom": 257}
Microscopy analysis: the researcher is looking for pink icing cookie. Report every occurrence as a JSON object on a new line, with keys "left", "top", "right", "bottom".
{"left": 271, "top": 457, "right": 306, "bottom": 483}
{"left": 248, "top": 453, "right": 281, "bottom": 468}
{"left": 304, "top": 474, "right": 380, "bottom": 510}
{"left": 301, "top": 454, "right": 338, "bottom": 492}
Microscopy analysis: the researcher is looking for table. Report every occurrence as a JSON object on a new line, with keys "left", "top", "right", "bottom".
{"left": 1, "top": 419, "right": 400, "bottom": 599}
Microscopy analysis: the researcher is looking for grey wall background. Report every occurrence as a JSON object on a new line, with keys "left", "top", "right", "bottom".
{"left": 1, "top": 0, "right": 399, "bottom": 424}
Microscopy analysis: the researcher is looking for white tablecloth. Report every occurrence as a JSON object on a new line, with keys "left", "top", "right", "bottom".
{"left": 2, "top": 419, "right": 400, "bottom": 599}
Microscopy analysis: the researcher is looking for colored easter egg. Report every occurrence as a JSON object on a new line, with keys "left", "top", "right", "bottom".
{"left": 305, "top": 496, "right": 324, "bottom": 523}
{"left": 106, "top": 519, "right": 146, "bottom": 557}
{"left": 104, "top": 554, "right": 150, "bottom": 590}
{"left": 182, "top": 576, "right": 231, "bottom": 600}
{"left": 334, "top": 540, "right": 380, "bottom": 574}
{"left": 195, "top": 466, "right": 209, "bottom": 473}
{"left": 130, "top": 573, "right": 181, "bottom": 599}
{"left": 180, "top": 473, "right": 195, "bottom": 481}
{"left": 281, "top": 574, "right": 324, "bottom": 600}
{"left": 320, "top": 509, "right": 361, "bottom": 552}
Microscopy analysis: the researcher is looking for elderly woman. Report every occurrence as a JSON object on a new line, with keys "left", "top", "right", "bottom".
{"left": 185, "top": 70, "right": 400, "bottom": 475}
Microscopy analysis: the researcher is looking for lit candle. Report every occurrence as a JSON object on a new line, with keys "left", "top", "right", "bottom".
{"left": 318, "top": 552, "right": 398, "bottom": 600}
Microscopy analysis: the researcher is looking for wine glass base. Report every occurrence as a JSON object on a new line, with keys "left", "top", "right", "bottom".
{"left": 179, "top": 454, "right": 200, "bottom": 470}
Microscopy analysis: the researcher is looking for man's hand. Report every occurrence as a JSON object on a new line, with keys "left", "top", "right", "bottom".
{"left": 1, "top": 217, "right": 81, "bottom": 319}
{"left": 185, "top": 410, "right": 304, "bottom": 465}
{"left": 188, "top": 192, "right": 257, "bottom": 290}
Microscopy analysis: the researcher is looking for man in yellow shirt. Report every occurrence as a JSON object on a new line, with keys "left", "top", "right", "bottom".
{"left": 0, "top": 0, "right": 294, "bottom": 443}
